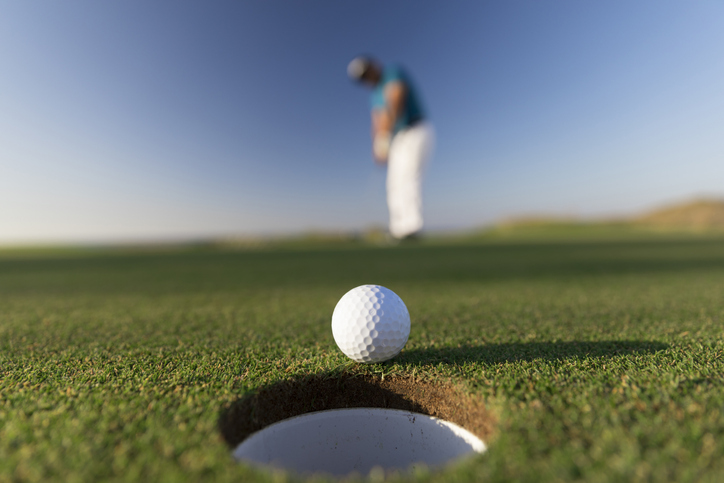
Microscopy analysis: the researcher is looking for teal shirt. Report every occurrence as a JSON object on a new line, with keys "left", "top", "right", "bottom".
{"left": 370, "top": 65, "right": 425, "bottom": 134}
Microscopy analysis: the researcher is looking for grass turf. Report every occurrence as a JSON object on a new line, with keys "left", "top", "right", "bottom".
{"left": 1, "top": 238, "right": 724, "bottom": 482}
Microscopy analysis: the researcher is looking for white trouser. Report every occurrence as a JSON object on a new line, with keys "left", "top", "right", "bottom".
{"left": 386, "top": 121, "right": 434, "bottom": 239}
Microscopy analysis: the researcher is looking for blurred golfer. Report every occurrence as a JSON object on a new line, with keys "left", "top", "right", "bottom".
{"left": 348, "top": 56, "right": 434, "bottom": 240}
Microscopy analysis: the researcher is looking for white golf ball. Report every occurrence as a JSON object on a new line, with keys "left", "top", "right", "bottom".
{"left": 331, "top": 284, "right": 410, "bottom": 363}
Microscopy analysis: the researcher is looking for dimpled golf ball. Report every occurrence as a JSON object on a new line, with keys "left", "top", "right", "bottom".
{"left": 331, "top": 284, "right": 411, "bottom": 363}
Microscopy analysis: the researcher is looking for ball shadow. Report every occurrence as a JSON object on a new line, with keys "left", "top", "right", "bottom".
{"left": 218, "top": 341, "right": 667, "bottom": 452}
{"left": 397, "top": 340, "right": 668, "bottom": 366}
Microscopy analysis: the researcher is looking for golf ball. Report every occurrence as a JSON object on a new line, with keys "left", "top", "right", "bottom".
{"left": 331, "top": 284, "right": 410, "bottom": 363}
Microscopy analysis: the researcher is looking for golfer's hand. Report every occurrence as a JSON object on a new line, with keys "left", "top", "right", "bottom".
{"left": 373, "top": 132, "right": 391, "bottom": 164}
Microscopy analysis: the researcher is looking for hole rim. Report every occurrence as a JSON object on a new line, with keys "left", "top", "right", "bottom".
{"left": 232, "top": 407, "right": 487, "bottom": 477}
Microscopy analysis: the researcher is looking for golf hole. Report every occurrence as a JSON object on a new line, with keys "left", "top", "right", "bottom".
{"left": 233, "top": 408, "right": 485, "bottom": 476}
{"left": 219, "top": 374, "right": 494, "bottom": 477}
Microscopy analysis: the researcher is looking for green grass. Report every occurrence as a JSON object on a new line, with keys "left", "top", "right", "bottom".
{"left": 2, "top": 237, "right": 724, "bottom": 482}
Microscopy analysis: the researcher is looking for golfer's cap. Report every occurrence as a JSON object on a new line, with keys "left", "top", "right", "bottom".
{"left": 347, "top": 56, "right": 373, "bottom": 81}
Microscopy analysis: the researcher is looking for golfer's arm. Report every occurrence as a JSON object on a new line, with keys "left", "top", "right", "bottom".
{"left": 383, "top": 80, "right": 406, "bottom": 131}
{"left": 371, "top": 108, "right": 391, "bottom": 139}
{"left": 370, "top": 80, "right": 406, "bottom": 139}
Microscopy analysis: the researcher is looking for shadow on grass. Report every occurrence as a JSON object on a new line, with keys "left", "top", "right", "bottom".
{"left": 397, "top": 340, "right": 669, "bottom": 366}
{"left": 217, "top": 341, "right": 667, "bottom": 450}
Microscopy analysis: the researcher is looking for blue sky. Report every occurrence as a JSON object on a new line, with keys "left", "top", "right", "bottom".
{"left": 1, "top": 1, "right": 723, "bottom": 244}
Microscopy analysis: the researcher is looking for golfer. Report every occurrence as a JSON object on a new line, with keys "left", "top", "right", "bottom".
{"left": 347, "top": 56, "right": 434, "bottom": 240}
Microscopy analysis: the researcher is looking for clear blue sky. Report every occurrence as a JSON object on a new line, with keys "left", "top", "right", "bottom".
{"left": 1, "top": 1, "right": 723, "bottom": 244}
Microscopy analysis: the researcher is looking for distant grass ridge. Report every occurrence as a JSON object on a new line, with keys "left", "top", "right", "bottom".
{"left": 2, "top": 238, "right": 724, "bottom": 482}
{"left": 476, "top": 198, "right": 724, "bottom": 242}
{"left": 636, "top": 198, "right": 724, "bottom": 228}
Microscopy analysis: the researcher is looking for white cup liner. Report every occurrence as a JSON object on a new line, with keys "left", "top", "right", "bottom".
{"left": 232, "top": 407, "right": 486, "bottom": 476}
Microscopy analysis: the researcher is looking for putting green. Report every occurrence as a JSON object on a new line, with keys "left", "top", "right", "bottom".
{"left": 1, "top": 237, "right": 724, "bottom": 481}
